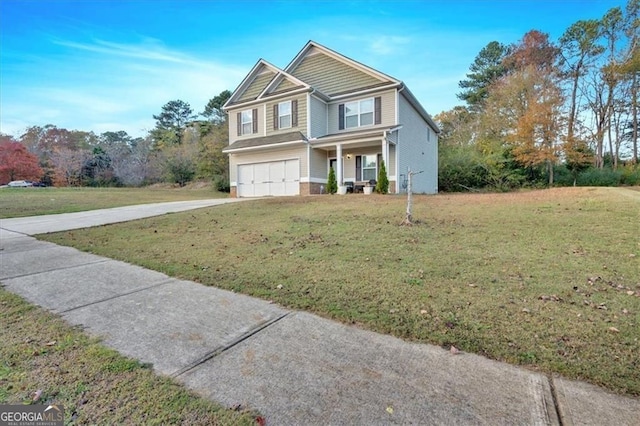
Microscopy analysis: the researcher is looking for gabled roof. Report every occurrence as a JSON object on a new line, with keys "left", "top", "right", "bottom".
{"left": 224, "top": 59, "right": 311, "bottom": 110}
{"left": 223, "top": 40, "right": 439, "bottom": 133}
{"left": 285, "top": 41, "right": 400, "bottom": 85}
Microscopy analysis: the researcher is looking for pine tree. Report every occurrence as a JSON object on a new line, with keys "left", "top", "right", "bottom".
{"left": 375, "top": 159, "right": 389, "bottom": 194}
{"left": 327, "top": 166, "right": 337, "bottom": 194}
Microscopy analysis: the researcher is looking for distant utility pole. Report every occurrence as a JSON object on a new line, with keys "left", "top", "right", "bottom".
{"left": 401, "top": 167, "right": 423, "bottom": 226}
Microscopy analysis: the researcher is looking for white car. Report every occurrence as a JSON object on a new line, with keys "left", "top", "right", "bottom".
{"left": 7, "top": 180, "right": 32, "bottom": 187}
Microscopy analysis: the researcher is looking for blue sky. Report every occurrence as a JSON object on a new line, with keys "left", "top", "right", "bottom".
{"left": 0, "top": 0, "right": 623, "bottom": 139}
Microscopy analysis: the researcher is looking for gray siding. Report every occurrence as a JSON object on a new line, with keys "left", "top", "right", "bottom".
{"left": 266, "top": 94, "right": 307, "bottom": 137}
{"left": 291, "top": 51, "right": 382, "bottom": 95}
{"left": 238, "top": 71, "right": 275, "bottom": 102}
{"left": 397, "top": 93, "right": 438, "bottom": 194}
{"left": 309, "top": 95, "right": 328, "bottom": 138}
{"left": 327, "top": 89, "right": 396, "bottom": 134}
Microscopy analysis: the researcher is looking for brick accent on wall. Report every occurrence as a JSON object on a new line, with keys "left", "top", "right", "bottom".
{"left": 299, "top": 182, "right": 324, "bottom": 195}
{"left": 230, "top": 186, "right": 238, "bottom": 198}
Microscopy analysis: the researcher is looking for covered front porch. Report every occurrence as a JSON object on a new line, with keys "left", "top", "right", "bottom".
{"left": 309, "top": 126, "right": 400, "bottom": 194}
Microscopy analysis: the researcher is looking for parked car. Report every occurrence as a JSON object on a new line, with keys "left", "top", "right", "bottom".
{"left": 7, "top": 180, "right": 32, "bottom": 187}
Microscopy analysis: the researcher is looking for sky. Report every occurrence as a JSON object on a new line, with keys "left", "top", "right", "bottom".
{"left": 0, "top": 0, "right": 625, "bottom": 139}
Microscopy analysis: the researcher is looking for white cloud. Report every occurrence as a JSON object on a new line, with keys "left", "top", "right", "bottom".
{"left": 1, "top": 36, "right": 248, "bottom": 138}
{"left": 369, "top": 36, "right": 411, "bottom": 55}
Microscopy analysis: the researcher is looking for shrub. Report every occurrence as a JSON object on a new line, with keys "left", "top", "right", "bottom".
{"left": 375, "top": 159, "right": 389, "bottom": 194}
{"left": 576, "top": 167, "right": 622, "bottom": 186}
{"left": 327, "top": 166, "right": 337, "bottom": 194}
{"left": 620, "top": 165, "right": 640, "bottom": 186}
{"left": 438, "top": 145, "right": 488, "bottom": 191}
{"left": 212, "top": 175, "right": 230, "bottom": 192}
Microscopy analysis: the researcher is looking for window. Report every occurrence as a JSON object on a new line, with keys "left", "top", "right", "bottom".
{"left": 241, "top": 110, "right": 253, "bottom": 135}
{"left": 339, "top": 96, "right": 381, "bottom": 130}
{"left": 278, "top": 101, "right": 291, "bottom": 129}
{"left": 344, "top": 98, "right": 374, "bottom": 129}
{"left": 361, "top": 155, "right": 377, "bottom": 181}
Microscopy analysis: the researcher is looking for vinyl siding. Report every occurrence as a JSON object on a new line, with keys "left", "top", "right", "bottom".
{"left": 229, "top": 145, "right": 308, "bottom": 184}
{"left": 266, "top": 94, "right": 307, "bottom": 137}
{"left": 291, "top": 51, "right": 382, "bottom": 95}
{"left": 309, "top": 147, "right": 329, "bottom": 179}
{"left": 309, "top": 95, "right": 328, "bottom": 138}
{"left": 237, "top": 70, "right": 276, "bottom": 102}
{"left": 397, "top": 93, "right": 438, "bottom": 194}
{"left": 227, "top": 105, "right": 266, "bottom": 142}
{"left": 328, "top": 89, "right": 396, "bottom": 134}
{"left": 272, "top": 78, "right": 298, "bottom": 92}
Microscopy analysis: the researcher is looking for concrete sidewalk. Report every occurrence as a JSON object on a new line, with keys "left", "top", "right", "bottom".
{"left": 1, "top": 202, "right": 639, "bottom": 425}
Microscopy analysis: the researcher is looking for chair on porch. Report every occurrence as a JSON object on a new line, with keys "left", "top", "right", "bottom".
{"left": 344, "top": 181, "right": 354, "bottom": 193}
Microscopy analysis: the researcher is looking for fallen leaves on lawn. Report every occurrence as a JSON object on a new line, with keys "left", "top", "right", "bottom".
{"left": 32, "top": 389, "right": 42, "bottom": 402}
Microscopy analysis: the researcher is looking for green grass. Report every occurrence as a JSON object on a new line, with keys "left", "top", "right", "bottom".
{"left": 0, "top": 185, "right": 225, "bottom": 218}
{"left": 38, "top": 187, "right": 640, "bottom": 395}
{"left": 0, "top": 289, "right": 257, "bottom": 425}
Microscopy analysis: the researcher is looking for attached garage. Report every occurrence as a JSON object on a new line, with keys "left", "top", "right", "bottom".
{"left": 237, "top": 159, "right": 300, "bottom": 197}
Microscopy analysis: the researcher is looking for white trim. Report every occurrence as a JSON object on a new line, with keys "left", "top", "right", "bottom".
{"left": 300, "top": 176, "right": 327, "bottom": 183}
{"left": 241, "top": 109, "right": 253, "bottom": 136}
{"left": 328, "top": 83, "right": 400, "bottom": 101}
{"left": 359, "top": 153, "right": 378, "bottom": 181}
{"left": 306, "top": 92, "right": 311, "bottom": 137}
{"left": 234, "top": 156, "right": 300, "bottom": 166}
{"left": 395, "top": 88, "right": 399, "bottom": 125}
{"left": 278, "top": 100, "right": 292, "bottom": 130}
{"left": 259, "top": 70, "right": 310, "bottom": 99}
{"left": 223, "top": 140, "right": 304, "bottom": 153}
{"left": 306, "top": 143, "right": 311, "bottom": 181}
{"left": 226, "top": 87, "right": 310, "bottom": 111}
{"left": 344, "top": 97, "right": 374, "bottom": 129}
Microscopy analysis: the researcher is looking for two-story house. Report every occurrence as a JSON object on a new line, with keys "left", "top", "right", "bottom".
{"left": 222, "top": 41, "right": 439, "bottom": 197}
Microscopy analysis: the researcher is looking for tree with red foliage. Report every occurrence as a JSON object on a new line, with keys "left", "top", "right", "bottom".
{"left": 0, "top": 136, "right": 43, "bottom": 184}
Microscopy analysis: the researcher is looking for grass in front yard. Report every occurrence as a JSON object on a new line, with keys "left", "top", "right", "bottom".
{"left": 0, "top": 185, "right": 224, "bottom": 218}
{"left": 0, "top": 289, "right": 257, "bottom": 425}
{"left": 39, "top": 187, "right": 640, "bottom": 395}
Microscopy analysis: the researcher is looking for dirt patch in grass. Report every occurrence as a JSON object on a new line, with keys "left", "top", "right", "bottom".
{"left": 0, "top": 289, "right": 257, "bottom": 424}
{"left": 39, "top": 187, "right": 640, "bottom": 395}
{"left": 0, "top": 185, "right": 225, "bottom": 218}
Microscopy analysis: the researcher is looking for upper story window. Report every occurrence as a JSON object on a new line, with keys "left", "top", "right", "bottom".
{"left": 241, "top": 110, "right": 253, "bottom": 135}
{"left": 273, "top": 99, "right": 298, "bottom": 130}
{"left": 339, "top": 96, "right": 381, "bottom": 130}
{"left": 278, "top": 101, "right": 291, "bottom": 129}
{"left": 237, "top": 108, "right": 258, "bottom": 136}
{"left": 345, "top": 98, "right": 373, "bottom": 128}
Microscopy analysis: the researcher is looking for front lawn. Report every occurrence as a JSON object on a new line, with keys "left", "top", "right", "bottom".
{"left": 39, "top": 187, "right": 640, "bottom": 395}
{"left": 0, "top": 185, "right": 225, "bottom": 218}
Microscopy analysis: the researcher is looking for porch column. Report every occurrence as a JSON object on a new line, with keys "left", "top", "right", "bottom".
{"left": 336, "top": 143, "right": 343, "bottom": 185}
{"left": 381, "top": 137, "right": 388, "bottom": 175}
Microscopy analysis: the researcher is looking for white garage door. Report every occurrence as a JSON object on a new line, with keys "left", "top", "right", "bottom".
{"left": 237, "top": 160, "right": 299, "bottom": 197}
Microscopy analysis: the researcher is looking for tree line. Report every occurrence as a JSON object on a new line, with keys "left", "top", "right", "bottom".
{"left": 0, "top": 90, "right": 232, "bottom": 190}
{"left": 437, "top": 0, "right": 640, "bottom": 191}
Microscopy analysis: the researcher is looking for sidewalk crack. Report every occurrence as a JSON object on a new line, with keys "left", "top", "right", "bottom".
{"left": 171, "top": 312, "right": 291, "bottom": 378}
